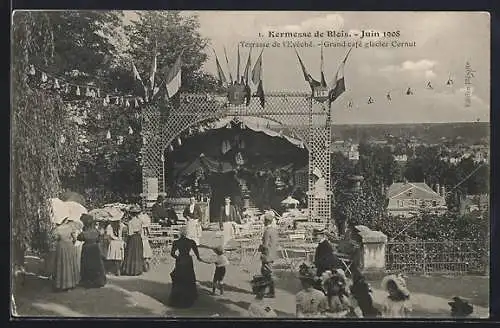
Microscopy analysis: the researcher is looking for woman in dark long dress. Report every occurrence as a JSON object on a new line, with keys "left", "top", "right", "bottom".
{"left": 121, "top": 205, "right": 144, "bottom": 276}
{"left": 78, "top": 214, "right": 107, "bottom": 288}
{"left": 169, "top": 226, "right": 203, "bottom": 308}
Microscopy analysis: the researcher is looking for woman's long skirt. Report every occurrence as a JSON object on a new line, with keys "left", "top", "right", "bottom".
{"left": 53, "top": 240, "right": 80, "bottom": 291}
{"left": 169, "top": 255, "right": 198, "bottom": 308}
{"left": 222, "top": 222, "right": 235, "bottom": 247}
{"left": 122, "top": 233, "right": 144, "bottom": 276}
{"left": 80, "top": 242, "right": 107, "bottom": 288}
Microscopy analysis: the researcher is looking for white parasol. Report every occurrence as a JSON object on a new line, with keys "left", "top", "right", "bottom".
{"left": 106, "top": 207, "right": 125, "bottom": 222}
{"left": 50, "top": 198, "right": 86, "bottom": 225}
{"left": 281, "top": 196, "right": 300, "bottom": 205}
{"left": 89, "top": 208, "right": 112, "bottom": 221}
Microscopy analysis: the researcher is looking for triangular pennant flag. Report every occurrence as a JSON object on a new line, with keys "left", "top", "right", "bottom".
{"left": 223, "top": 46, "right": 234, "bottom": 83}
{"left": 105, "top": 95, "right": 110, "bottom": 104}
{"left": 165, "top": 49, "right": 184, "bottom": 99}
{"left": 41, "top": 72, "right": 47, "bottom": 82}
{"left": 294, "top": 48, "right": 320, "bottom": 92}
{"left": 65, "top": 84, "right": 69, "bottom": 93}
{"left": 103, "top": 98, "right": 108, "bottom": 106}
{"left": 320, "top": 45, "right": 327, "bottom": 87}
{"left": 97, "top": 88, "right": 101, "bottom": 97}
{"left": 213, "top": 49, "right": 227, "bottom": 86}
{"left": 126, "top": 99, "right": 130, "bottom": 107}
{"left": 86, "top": 87, "right": 91, "bottom": 97}
{"left": 76, "top": 86, "right": 81, "bottom": 96}
{"left": 243, "top": 48, "right": 252, "bottom": 85}
{"left": 128, "top": 126, "right": 134, "bottom": 135}
{"left": 29, "top": 65, "right": 36, "bottom": 75}
{"left": 132, "top": 63, "right": 143, "bottom": 82}
{"left": 169, "top": 144, "right": 174, "bottom": 151}
{"left": 106, "top": 130, "right": 111, "bottom": 139}
{"left": 177, "top": 137, "right": 182, "bottom": 146}
{"left": 134, "top": 98, "right": 139, "bottom": 107}
{"left": 328, "top": 47, "right": 352, "bottom": 107}
{"left": 54, "top": 79, "right": 60, "bottom": 89}
{"left": 236, "top": 44, "right": 241, "bottom": 84}
{"left": 251, "top": 49, "right": 264, "bottom": 86}
{"left": 150, "top": 44, "right": 158, "bottom": 91}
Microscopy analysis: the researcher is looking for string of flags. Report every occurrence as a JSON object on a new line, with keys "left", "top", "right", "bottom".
{"left": 27, "top": 64, "right": 148, "bottom": 109}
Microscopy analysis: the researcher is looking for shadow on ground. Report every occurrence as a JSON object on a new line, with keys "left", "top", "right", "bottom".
{"left": 14, "top": 275, "right": 156, "bottom": 317}
{"left": 198, "top": 280, "right": 254, "bottom": 295}
{"left": 109, "top": 277, "right": 249, "bottom": 317}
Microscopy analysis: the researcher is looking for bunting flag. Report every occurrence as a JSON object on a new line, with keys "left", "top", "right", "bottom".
{"left": 328, "top": 47, "right": 353, "bottom": 107}
{"left": 251, "top": 49, "right": 265, "bottom": 108}
{"left": 223, "top": 46, "right": 234, "bottom": 83}
{"left": 165, "top": 49, "right": 184, "bottom": 99}
{"left": 320, "top": 45, "right": 327, "bottom": 87}
{"left": 213, "top": 49, "right": 228, "bottom": 86}
{"left": 236, "top": 44, "right": 241, "bottom": 84}
{"left": 294, "top": 48, "right": 320, "bottom": 92}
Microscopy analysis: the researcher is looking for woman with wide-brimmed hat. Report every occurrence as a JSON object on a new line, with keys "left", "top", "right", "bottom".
{"left": 322, "top": 269, "right": 362, "bottom": 318}
{"left": 52, "top": 218, "right": 82, "bottom": 291}
{"left": 121, "top": 205, "right": 144, "bottom": 276}
{"left": 104, "top": 209, "right": 126, "bottom": 276}
{"left": 77, "top": 214, "right": 107, "bottom": 288}
{"left": 380, "top": 274, "right": 412, "bottom": 318}
{"left": 295, "top": 263, "right": 329, "bottom": 318}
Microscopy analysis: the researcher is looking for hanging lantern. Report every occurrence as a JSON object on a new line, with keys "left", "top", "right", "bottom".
{"left": 128, "top": 126, "right": 134, "bottom": 135}
{"left": 177, "top": 137, "right": 182, "bottom": 146}
{"left": 125, "top": 99, "right": 130, "bottom": 107}
{"left": 169, "top": 144, "right": 174, "bottom": 151}
{"left": 54, "top": 79, "right": 60, "bottom": 89}
{"left": 41, "top": 72, "right": 47, "bottom": 82}
{"left": 106, "top": 130, "right": 111, "bottom": 139}
{"left": 59, "top": 135, "right": 66, "bottom": 144}
{"left": 85, "top": 87, "right": 91, "bottom": 97}
{"left": 76, "top": 86, "right": 81, "bottom": 96}
{"left": 28, "top": 65, "right": 36, "bottom": 75}
{"left": 97, "top": 88, "right": 101, "bottom": 98}
{"left": 105, "top": 95, "right": 110, "bottom": 104}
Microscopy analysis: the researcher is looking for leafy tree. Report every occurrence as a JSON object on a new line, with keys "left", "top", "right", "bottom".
{"left": 12, "top": 12, "right": 82, "bottom": 264}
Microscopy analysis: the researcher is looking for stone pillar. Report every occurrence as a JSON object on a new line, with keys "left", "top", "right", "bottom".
{"left": 356, "top": 226, "right": 388, "bottom": 279}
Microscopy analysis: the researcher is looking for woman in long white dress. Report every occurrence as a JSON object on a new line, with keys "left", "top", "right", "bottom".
{"left": 186, "top": 218, "right": 202, "bottom": 246}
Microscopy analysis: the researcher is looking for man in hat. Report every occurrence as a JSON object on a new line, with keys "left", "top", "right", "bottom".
{"left": 151, "top": 195, "right": 168, "bottom": 225}
{"left": 259, "top": 214, "right": 279, "bottom": 298}
{"left": 314, "top": 229, "right": 342, "bottom": 277}
{"left": 248, "top": 275, "right": 278, "bottom": 317}
{"left": 449, "top": 296, "right": 474, "bottom": 317}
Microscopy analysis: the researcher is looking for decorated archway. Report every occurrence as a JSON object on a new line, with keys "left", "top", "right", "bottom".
{"left": 141, "top": 91, "right": 333, "bottom": 223}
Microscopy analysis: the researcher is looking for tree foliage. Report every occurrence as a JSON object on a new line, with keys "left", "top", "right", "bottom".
{"left": 12, "top": 12, "right": 83, "bottom": 263}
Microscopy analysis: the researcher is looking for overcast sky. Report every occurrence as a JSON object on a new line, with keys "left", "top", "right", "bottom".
{"left": 125, "top": 11, "right": 490, "bottom": 124}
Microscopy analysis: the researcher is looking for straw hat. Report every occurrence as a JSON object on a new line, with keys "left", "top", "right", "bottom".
{"left": 449, "top": 296, "right": 473, "bottom": 316}
{"left": 128, "top": 204, "right": 142, "bottom": 214}
{"left": 381, "top": 274, "right": 410, "bottom": 297}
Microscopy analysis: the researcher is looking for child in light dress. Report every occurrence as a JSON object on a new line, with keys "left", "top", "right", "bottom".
{"left": 380, "top": 274, "right": 412, "bottom": 318}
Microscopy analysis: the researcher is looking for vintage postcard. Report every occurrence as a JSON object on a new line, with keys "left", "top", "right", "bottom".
{"left": 11, "top": 11, "right": 490, "bottom": 319}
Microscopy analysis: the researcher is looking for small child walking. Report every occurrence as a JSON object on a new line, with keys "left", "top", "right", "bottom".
{"left": 202, "top": 246, "right": 229, "bottom": 295}
{"left": 380, "top": 274, "right": 412, "bottom": 318}
{"left": 248, "top": 275, "right": 278, "bottom": 317}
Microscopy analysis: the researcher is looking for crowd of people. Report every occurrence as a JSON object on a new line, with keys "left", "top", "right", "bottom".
{"left": 47, "top": 193, "right": 476, "bottom": 318}
{"left": 50, "top": 205, "right": 154, "bottom": 292}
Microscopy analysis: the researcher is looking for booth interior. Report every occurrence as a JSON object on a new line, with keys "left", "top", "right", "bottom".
{"left": 163, "top": 117, "right": 309, "bottom": 223}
